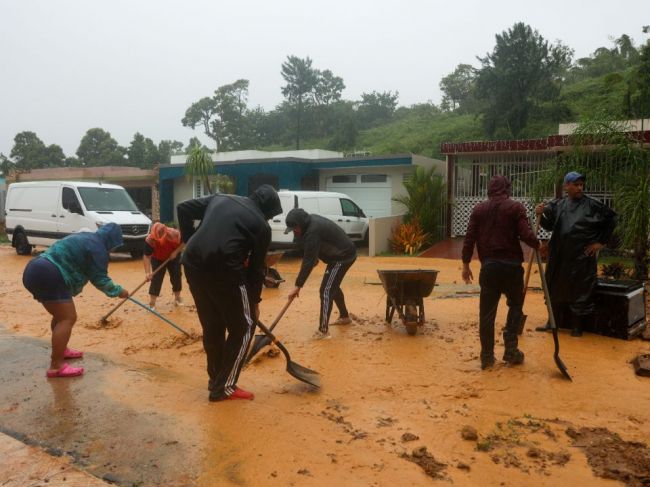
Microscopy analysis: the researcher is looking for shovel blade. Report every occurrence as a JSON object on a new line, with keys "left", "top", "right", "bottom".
{"left": 246, "top": 334, "right": 272, "bottom": 363}
{"left": 554, "top": 355, "right": 573, "bottom": 381}
{"left": 287, "top": 361, "right": 321, "bottom": 388}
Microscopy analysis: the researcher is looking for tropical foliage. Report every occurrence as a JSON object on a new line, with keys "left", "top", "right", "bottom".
{"left": 393, "top": 166, "right": 447, "bottom": 243}
{"left": 184, "top": 146, "right": 214, "bottom": 196}
{"left": 388, "top": 219, "right": 430, "bottom": 256}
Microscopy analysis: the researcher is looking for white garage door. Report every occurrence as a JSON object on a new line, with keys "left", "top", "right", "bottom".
{"left": 326, "top": 174, "right": 391, "bottom": 218}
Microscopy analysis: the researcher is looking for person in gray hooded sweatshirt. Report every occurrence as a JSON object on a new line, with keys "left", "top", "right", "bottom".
{"left": 177, "top": 184, "right": 282, "bottom": 402}
{"left": 285, "top": 208, "right": 357, "bottom": 339}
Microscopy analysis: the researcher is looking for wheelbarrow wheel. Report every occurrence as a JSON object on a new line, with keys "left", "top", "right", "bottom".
{"left": 405, "top": 323, "right": 418, "bottom": 336}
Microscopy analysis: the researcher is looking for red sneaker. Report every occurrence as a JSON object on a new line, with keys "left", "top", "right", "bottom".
{"left": 228, "top": 387, "right": 254, "bottom": 400}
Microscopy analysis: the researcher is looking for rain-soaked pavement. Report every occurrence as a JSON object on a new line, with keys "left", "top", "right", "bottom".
{"left": 0, "top": 325, "right": 201, "bottom": 486}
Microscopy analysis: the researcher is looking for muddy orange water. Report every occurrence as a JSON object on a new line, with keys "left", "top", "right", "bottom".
{"left": 1, "top": 245, "right": 649, "bottom": 486}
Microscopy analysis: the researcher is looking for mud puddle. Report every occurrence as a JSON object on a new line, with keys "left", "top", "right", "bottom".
{"left": 0, "top": 326, "right": 201, "bottom": 486}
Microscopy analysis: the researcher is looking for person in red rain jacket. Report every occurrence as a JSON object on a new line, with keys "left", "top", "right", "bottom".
{"left": 143, "top": 222, "right": 184, "bottom": 310}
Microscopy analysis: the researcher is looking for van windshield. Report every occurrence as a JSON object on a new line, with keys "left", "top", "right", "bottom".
{"left": 78, "top": 187, "right": 139, "bottom": 212}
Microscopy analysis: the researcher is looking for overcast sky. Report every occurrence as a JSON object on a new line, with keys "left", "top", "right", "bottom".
{"left": 1, "top": 0, "right": 648, "bottom": 157}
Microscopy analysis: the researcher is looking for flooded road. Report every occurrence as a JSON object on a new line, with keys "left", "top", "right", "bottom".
{"left": 0, "top": 327, "right": 202, "bottom": 486}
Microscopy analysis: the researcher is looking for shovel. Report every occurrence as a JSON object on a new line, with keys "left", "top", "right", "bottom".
{"left": 533, "top": 245, "right": 573, "bottom": 382}
{"left": 518, "top": 218, "right": 540, "bottom": 335}
{"left": 246, "top": 297, "right": 294, "bottom": 363}
{"left": 254, "top": 319, "right": 321, "bottom": 388}
{"left": 100, "top": 244, "right": 185, "bottom": 324}
{"left": 127, "top": 296, "right": 192, "bottom": 337}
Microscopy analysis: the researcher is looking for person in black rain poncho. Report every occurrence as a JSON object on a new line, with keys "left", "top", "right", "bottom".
{"left": 535, "top": 171, "right": 617, "bottom": 337}
{"left": 177, "top": 184, "right": 282, "bottom": 402}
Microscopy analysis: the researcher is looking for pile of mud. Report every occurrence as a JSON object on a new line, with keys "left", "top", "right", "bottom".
{"left": 123, "top": 331, "right": 202, "bottom": 355}
{"left": 84, "top": 317, "right": 123, "bottom": 330}
{"left": 401, "top": 446, "right": 447, "bottom": 480}
{"left": 567, "top": 427, "right": 650, "bottom": 487}
{"left": 469, "top": 417, "right": 572, "bottom": 475}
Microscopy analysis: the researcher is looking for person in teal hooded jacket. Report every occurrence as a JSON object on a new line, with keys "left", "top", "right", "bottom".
{"left": 23, "top": 223, "right": 130, "bottom": 378}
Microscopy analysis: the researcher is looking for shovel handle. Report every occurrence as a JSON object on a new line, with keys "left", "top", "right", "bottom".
{"left": 127, "top": 296, "right": 191, "bottom": 336}
{"left": 522, "top": 216, "right": 541, "bottom": 299}
{"left": 267, "top": 296, "right": 295, "bottom": 333}
{"left": 100, "top": 244, "right": 184, "bottom": 323}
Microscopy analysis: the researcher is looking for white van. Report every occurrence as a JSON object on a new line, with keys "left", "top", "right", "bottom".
{"left": 5, "top": 181, "right": 151, "bottom": 257}
{"left": 270, "top": 190, "right": 369, "bottom": 248}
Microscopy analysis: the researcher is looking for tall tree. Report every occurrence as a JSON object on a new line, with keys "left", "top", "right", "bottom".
{"left": 143, "top": 137, "right": 160, "bottom": 168}
{"left": 476, "top": 23, "right": 572, "bottom": 137}
{"left": 313, "top": 69, "right": 345, "bottom": 106}
{"left": 281, "top": 55, "right": 318, "bottom": 149}
{"left": 213, "top": 79, "right": 250, "bottom": 151}
{"left": 439, "top": 63, "right": 476, "bottom": 112}
{"left": 76, "top": 128, "right": 126, "bottom": 167}
{"left": 635, "top": 40, "right": 650, "bottom": 118}
{"left": 181, "top": 97, "right": 218, "bottom": 147}
{"left": 185, "top": 137, "right": 205, "bottom": 152}
{"left": 9, "top": 131, "right": 66, "bottom": 170}
{"left": 10, "top": 131, "right": 45, "bottom": 170}
{"left": 127, "top": 132, "right": 147, "bottom": 167}
{"left": 357, "top": 91, "right": 399, "bottom": 128}
{"left": 181, "top": 80, "right": 251, "bottom": 151}
{"left": 158, "top": 140, "right": 184, "bottom": 164}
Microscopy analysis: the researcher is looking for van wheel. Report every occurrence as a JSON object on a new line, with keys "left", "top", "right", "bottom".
{"left": 130, "top": 250, "right": 143, "bottom": 259}
{"left": 14, "top": 231, "right": 33, "bottom": 256}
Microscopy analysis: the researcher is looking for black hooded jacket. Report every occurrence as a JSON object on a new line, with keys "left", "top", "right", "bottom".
{"left": 177, "top": 184, "right": 282, "bottom": 302}
{"left": 286, "top": 209, "right": 356, "bottom": 288}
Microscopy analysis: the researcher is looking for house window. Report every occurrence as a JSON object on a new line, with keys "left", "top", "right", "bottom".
{"left": 332, "top": 175, "right": 357, "bottom": 183}
{"left": 361, "top": 174, "right": 387, "bottom": 183}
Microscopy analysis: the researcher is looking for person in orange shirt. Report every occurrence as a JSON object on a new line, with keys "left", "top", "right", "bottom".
{"left": 143, "top": 222, "right": 183, "bottom": 310}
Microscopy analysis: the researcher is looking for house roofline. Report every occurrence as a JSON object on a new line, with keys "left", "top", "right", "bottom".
{"left": 159, "top": 153, "right": 433, "bottom": 169}
{"left": 441, "top": 131, "right": 650, "bottom": 155}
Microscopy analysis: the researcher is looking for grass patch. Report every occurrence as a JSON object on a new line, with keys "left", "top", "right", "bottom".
{"left": 0, "top": 225, "right": 9, "bottom": 244}
{"left": 598, "top": 255, "right": 634, "bottom": 267}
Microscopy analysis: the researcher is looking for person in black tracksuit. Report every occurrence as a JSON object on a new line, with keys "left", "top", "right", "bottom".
{"left": 285, "top": 208, "right": 357, "bottom": 339}
{"left": 177, "top": 184, "right": 282, "bottom": 402}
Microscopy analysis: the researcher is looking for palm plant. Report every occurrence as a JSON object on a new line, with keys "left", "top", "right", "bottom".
{"left": 184, "top": 146, "right": 214, "bottom": 196}
{"left": 393, "top": 166, "right": 447, "bottom": 243}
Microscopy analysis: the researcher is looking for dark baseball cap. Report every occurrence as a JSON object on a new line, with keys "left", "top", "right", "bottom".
{"left": 564, "top": 171, "right": 585, "bottom": 184}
